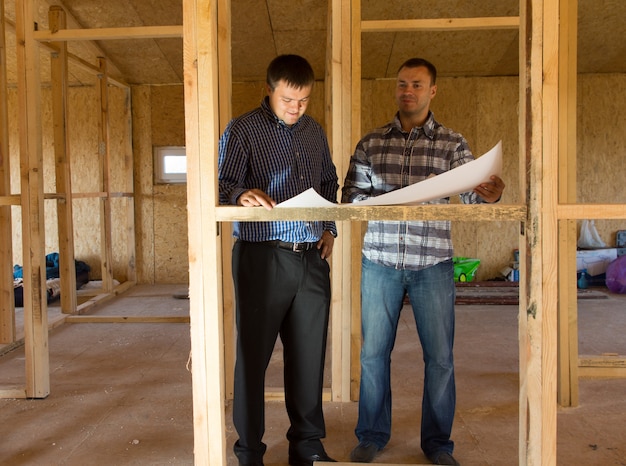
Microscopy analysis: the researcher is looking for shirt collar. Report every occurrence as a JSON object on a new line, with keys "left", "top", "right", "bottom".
{"left": 386, "top": 111, "right": 436, "bottom": 139}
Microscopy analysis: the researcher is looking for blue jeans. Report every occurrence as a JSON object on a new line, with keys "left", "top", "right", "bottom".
{"left": 356, "top": 257, "right": 456, "bottom": 457}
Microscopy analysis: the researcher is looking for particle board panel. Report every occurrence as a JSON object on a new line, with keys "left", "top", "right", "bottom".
{"left": 95, "top": 38, "right": 183, "bottom": 85}
{"left": 71, "top": 197, "right": 102, "bottom": 276}
{"left": 130, "top": 85, "right": 155, "bottom": 283}
{"left": 231, "top": 81, "right": 267, "bottom": 117}
{"left": 150, "top": 85, "right": 185, "bottom": 146}
{"left": 147, "top": 84, "right": 188, "bottom": 283}
{"left": 360, "top": 79, "right": 396, "bottom": 134}
{"left": 384, "top": 29, "right": 521, "bottom": 79}
{"left": 577, "top": 73, "right": 626, "bottom": 247}
{"left": 68, "top": 87, "right": 102, "bottom": 194}
{"left": 267, "top": 0, "right": 327, "bottom": 30}
{"left": 107, "top": 85, "right": 133, "bottom": 193}
{"left": 272, "top": 30, "right": 328, "bottom": 82}
{"left": 230, "top": 0, "right": 276, "bottom": 83}
{"left": 577, "top": 0, "right": 626, "bottom": 73}
{"left": 153, "top": 184, "right": 189, "bottom": 284}
{"left": 110, "top": 197, "right": 132, "bottom": 282}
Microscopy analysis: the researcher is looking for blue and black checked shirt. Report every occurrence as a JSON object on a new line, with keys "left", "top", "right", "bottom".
{"left": 218, "top": 97, "right": 338, "bottom": 242}
{"left": 342, "top": 111, "right": 485, "bottom": 271}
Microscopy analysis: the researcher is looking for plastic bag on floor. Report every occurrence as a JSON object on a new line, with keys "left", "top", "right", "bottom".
{"left": 577, "top": 219, "right": 606, "bottom": 249}
{"left": 605, "top": 255, "right": 626, "bottom": 294}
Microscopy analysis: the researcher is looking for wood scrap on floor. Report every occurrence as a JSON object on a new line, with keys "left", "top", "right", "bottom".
{"left": 403, "top": 281, "right": 608, "bottom": 305}
{"left": 453, "top": 282, "right": 608, "bottom": 305}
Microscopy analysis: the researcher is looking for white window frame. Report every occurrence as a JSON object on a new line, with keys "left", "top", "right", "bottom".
{"left": 154, "top": 146, "right": 187, "bottom": 184}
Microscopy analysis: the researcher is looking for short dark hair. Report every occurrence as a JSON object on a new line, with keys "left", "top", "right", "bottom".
{"left": 397, "top": 58, "right": 437, "bottom": 85}
{"left": 266, "top": 54, "right": 315, "bottom": 90}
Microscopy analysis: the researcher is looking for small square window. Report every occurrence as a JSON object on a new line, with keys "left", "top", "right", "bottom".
{"left": 154, "top": 146, "right": 187, "bottom": 184}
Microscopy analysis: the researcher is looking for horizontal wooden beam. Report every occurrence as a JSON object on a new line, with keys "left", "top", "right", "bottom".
{"left": 65, "top": 315, "right": 189, "bottom": 323}
{"left": 65, "top": 52, "right": 128, "bottom": 88}
{"left": 43, "top": 192, "right": 133, "bottom": 200}
{"left": 33, "top": 25, "right": 183, "bottom": 42}
{"left": 0, "top": 195, "right": 20, "bottom": 206}
{"left": 558, "top": 204, "right": 626, "bottom": 220}
{"left": 361, "top": 16, "right": 519, "bottom": 33}
{"left": 215, "top": 204, "right": 527, "bottom": 222}
{"left": 578, "top": 354, "right": 626, "bottom": 378}
{"left": 0, "top": 388, "right": 27, "bottom": 398}
{"left": 579, "top": 354, "right": 625, "bottom": 367}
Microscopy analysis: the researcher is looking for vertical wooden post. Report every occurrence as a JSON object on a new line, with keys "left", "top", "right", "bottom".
{"left": 0, "top": 0, "right": 16, "bottom": 344}
{"left": 49, "top": 6, "right": 78, "bottom": 313}
{"left": 519, "top": 0, "right": 558, "bottom": 464}
{"left": 349, "top": 0, "right": 364, "bottom": 402}
{"left": 217, "top": 0, "right": 235, "bottom": 401}
{"left": 557, "top": 0, "right": 579, "bottom": 407}
{"left": 97, "top": 58, "right": 114, "bottom": 291}
{"left": 15, "top": 0, "right": 50, "bottom": 398}
{"left": 540, "top": 1, "right": 560, "bottom": 462}
{"left": 326, "top": 0, "right": 352, "bottom": 402}
{"left": 123, "top": 86, "right": 137, "bottom": 284}
{"left": 183, "top": 0, "right": 227, "bottom": 463}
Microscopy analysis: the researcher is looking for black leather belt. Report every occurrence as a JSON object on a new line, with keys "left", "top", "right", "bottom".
{"left": 263, "top": 240, "right": 317, "bottom": 252}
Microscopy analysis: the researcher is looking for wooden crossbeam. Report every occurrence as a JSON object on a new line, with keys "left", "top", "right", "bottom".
{"left": 33, "top": 25, "right": 183, "bottom": 42}
{"left": 362, "top": 16, "right": 519, "bottom": 32}
{"left": 65, "top": 315, "right": 189, "bottom": 323}
{"left": 215, "top": 204, "right": 527, "bottom": 222}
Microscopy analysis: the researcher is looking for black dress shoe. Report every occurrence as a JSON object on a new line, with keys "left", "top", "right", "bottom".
{"left": 428, "top": 451, "right": 460, "bottom": 465}
{"left": 350, "top": 442, "right": 381, "bottom": 462}
{"left": 288, "top": 452, "right": 337, "bottom": 466}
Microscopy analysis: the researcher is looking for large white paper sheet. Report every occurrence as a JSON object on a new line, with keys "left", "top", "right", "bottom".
{"left": 353, "top": 140, "right": 502, "bottom": 206}
{"left": 276, "top": 187, "right": 338, "bottom": 208}
{"left": 276, "top": 141, "right": 502, "bottom": 208}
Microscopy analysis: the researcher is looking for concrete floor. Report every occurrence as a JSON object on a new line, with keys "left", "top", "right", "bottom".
{"left": 1, "top": 284, "right": 625, "bottom": 465}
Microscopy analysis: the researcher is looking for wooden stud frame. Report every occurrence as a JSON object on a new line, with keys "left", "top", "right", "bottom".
{"left": 49, "top": 6, "right": 78, "bottom": 314}
{"left": 15, "top": 0, "right": 50, "bottom": 399}
{"left": 189, "top": 0, "right": 625, "bottom": 464}
{"left": 0, "top": 0, "right": 16, "bottom": 345}
{"left": 0, "top": 1, "right": 141, "bottom": 398}
{"left": 1, "top": 0, "right": 625, "bottom": 463}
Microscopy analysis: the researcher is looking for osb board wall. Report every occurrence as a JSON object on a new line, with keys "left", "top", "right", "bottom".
{"left": 135, "top": 75, "right": 623, "bottom": 283}
{"left": 8, "top": 85, "right": 132, "bottom": 281}
{"left": 130, "top": 86, "right": 154, "bottom": 283}
{"left": 578, "top": 74, "right": 626, "bottom": 248}
{"left": 131, "top": 84, "right": 189, "bottom": 284}
{"left": 9, "top": 74, "right": 622, "bottom": 286}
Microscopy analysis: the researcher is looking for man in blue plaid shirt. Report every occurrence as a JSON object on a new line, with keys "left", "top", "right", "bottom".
{"left": 342, "top": 57, "right": 505, "bottom": 466}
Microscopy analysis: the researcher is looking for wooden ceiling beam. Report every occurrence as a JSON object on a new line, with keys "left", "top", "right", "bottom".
{"left": 362, "top": 16, "right": 519, "bottom": 32}
{"left": 33, "top": 24, "right": 183, "bottom": 42}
